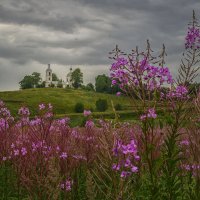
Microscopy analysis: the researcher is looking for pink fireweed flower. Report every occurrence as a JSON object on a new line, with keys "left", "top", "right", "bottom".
{"left": 39, "top": 104, "right": 45, "bottom": 110}
{"left": 112, "top": 163, "right": 121, "bottom": 171}
{"left": 45, "top": 112, "right": 53, "bottom": 118}
{"left": 21, "top": 147, "right": 27, "bottom": 156}
{"left": 57, "top": 118, "right": 70, "bottom": 126}
{"left": 60, "top": 179, "right": 73, "bottom": 191}
{"left": 14, "top": 149, "right": 20, "bottom": 156}
{"left": 0, "top": 107, "right": 11, "bottom": 118}
{"left": 110, "top": 55, "right": 173, "bottom": 93}
{"left": 185, "top": 26, "right": 200, "bottom": 49}
{"left": 18, "top": 107, "right": 30, "bottom": 116}
{"left": 48, "top": 103, "right": 53, "bottom": 110}
{"left": 131, "top": 166, "right": 138, "bottom": 173}
{"left": 140, "top": 108, "right": 157, "bottom": 121}
{"left": 2, "top": 157, "right": 7, "bottom": 161}
{"left": 166, "top": 86, "right": 188, "bottom": 100}
{"left": 83, "top": 110, "right": 92, "bottom": 117}
{"left": 0, "top": 100, "right": 5, "bottom": 107}
{"left": 180, "top": 140, "right": 189, "bottom": 146}
{"left": 30, "top": 118, "right": 42, "bottom": 126}
{"left": 60, "top": 152, "right": 68, "bottom": 159}
{"left": 112, "top": 79, "right": 117, "bottom": 85}
{"left": 112, "top": 138, "right": 139, "bottom": 178}
{"left": 124, "top": 158, "right": 132, "bottom": 167}
{"left": 140, "top": 114, "right": 147, "bottom": 121}
{"left": 120, "top": 171, "right": 131, "bottom": 178}
{"left": 0, "top": 118, "right": 9, "bottom": 130}
{"left": 147, "top": 108, "right": 157, "bottom": 119}
{"left": 116, "top": 92, "right": 121, "bottom": 96}
{"left": 85, "top": 120, "right": 94, "bottom": 128}
{"left": 56, "top": 146, "right": 60, "bottom": 153}
{"left": 135, "top": 155, "right": 140, "bottom": 161}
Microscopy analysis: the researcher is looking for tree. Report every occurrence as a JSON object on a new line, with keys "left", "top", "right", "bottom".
{"left": 32, "top": 72, "right": 42, "bottom": 87}
{"left": 52, "top": 73, "right": 59, "bottom": 81}
{"left": 71, "top": 68, "right": 83, "bottom": 89}
{"left": 37, "top": 81, "right": 46, "bottom": 88}
{"left": 19, "top": 75, "right": 35, "bottom": 89}
{"left": 95, "top": 74, "right": 112, "bottom": 93}
{"left": 19, "top": 72, "right": 42, "bottom": 89}
{"left": 85, "top": 83, "right": 95, "bottom": 91}
{"left": 95, "top": 74, "right": 121, "bottom": 94}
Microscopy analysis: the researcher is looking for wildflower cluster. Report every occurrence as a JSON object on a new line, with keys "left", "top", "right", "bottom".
{"left": 140, "top": 108, "right": 157, "bottom": 121}
{"left": 83, "top": 110, "right": 91, "bottom": 117}
{"left": 60, "top": 179, "right": 73, "bottom": 191}
{"left": 110, "top": 57, "right": 173, "bottom": 92}
{"left": 165, "top": 85, "right": 189, "bottom": 100}
{"left": 112, "top": 139, "right": 140, "bottom": 178}
{"left": 185, "top": 26, "right": 200, "bottom": 49}
{"left": 0, "top": 101, "right": 101, "bottom": 197}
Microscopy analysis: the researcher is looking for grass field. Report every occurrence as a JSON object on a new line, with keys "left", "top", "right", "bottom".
{"left": 0, "top": 88, "right": 132, "bottom": 117}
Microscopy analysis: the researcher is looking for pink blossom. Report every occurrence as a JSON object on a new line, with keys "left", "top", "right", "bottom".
{"left": 116, "top": 92, "right": 121, "bottom": 96}
{"left": 39, "top": 104, "right": 45, "bottom": 110}
{"left": 131, "top": 166, "right": 138, "bottom": 173}
{"left": 83, "top": 110, "right": 92, "bottom": 117}
{"left": 21, "top": 147, "right": 27, "bottom": 156}
{"left": 14, "top": 149, "right": 19, "bottom": 156}
{"left": 60, "top": 152, "right": 68, "bottom": 159}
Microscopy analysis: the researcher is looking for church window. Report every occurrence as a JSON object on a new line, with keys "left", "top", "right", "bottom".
{"left": 49, "top": 72, "right": 51, "bottom": 76}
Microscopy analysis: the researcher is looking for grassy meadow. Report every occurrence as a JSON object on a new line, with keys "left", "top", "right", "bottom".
{"left": 0, "top": 88, "right": 138, "bottom": 126}
{"left": 0, "top": 88, "right": 131, "bottom": 115}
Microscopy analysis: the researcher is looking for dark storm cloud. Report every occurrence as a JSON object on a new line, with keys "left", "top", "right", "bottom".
{"left": 0, "top": 0, "right": 200, "bottom": 90}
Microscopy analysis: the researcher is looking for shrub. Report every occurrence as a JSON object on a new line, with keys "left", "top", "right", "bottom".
{"left": 74, "top": 102, "right": 84, "bottom": 113}
{"left": 114, "top": 103, "right": 122, "bottom": 111}
{"left": 49, "top": 83, "right": 55, "bottom": 88}
{"left": 57, "top": 81, "right": 63, "bottom": 88}
{"left": 95, "top": 98, "right": 108, "bottom": 112}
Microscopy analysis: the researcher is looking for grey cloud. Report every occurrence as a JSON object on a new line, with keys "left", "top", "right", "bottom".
{"left": 0, "top": 0, "right": 200, "bottom": 90}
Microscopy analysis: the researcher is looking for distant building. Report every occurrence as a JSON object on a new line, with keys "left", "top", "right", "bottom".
{"left": 45, "top": 64, "right": 73, "bottom": 88}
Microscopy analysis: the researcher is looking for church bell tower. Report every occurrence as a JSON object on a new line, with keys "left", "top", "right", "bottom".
{"left": 46, "top": 64, "right": 52, "bottom": 82}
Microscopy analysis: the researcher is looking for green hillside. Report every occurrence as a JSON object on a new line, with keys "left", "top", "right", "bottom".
{"left": 0, "top": 88, "right": 131, "bottom": 116}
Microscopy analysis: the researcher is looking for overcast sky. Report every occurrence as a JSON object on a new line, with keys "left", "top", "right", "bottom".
{"left": 0, "top": 0, "right": 200, "bottom": 91}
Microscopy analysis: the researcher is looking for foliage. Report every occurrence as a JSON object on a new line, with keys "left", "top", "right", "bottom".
{"left": 52, "top": 73, "right": 59, "bottom": 81}
{"left": 74, "top": 102, "right": 84, "bottom": 113}
{"left": 37, "top": 81, "right": 46, "bottom": 88}
{"left": 49, "top": 82, "right": 55, "bottom": 88}
{"left": 0, "top": 88, "right": 130, "bottom": 116}
{"left": 95, "top": 74, "right": 112, "bottom": 93}
{"left": 57, "top": 80, "right": 64, "bottom": 88}
{"left": 95, "top": 98, "right": 108, "bottom": 112}
{"left": 85, "top": 83, "right": 95, "bottom": 91}
{"left": 19, "top": 75, "right": 35, "bottom": 89}
{"left": 71, "top": 68, "right": 83, "bottom": 89}
{"left": 114, "top": 103, "right": 122, "bottom": 111}
{"left": 19, "top": 72, "right": 42, "bottom": 89}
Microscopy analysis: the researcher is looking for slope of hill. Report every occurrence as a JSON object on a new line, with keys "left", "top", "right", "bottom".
{"left": 0, "top": 88, "right": 131, "bottom": 116}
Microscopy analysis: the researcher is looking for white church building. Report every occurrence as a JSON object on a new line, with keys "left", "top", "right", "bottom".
{"left": 45, "top": 64, "right": 73, "bottom": 88}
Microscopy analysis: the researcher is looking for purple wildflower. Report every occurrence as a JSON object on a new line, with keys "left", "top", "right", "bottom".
{"left": 83, "top": 110, "right": 92, "bottom": 117}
